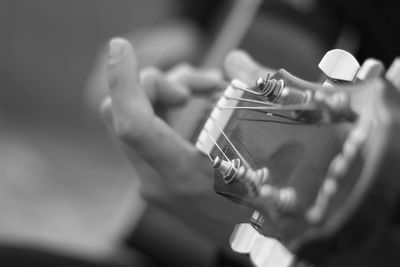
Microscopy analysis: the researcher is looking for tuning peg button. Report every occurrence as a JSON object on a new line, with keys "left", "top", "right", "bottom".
{"left": 229, "top": 223, "right": 262, "bottom": 254}
{"left": 356, "top": 58, "right": 384, "bottom": 81}
{"left": 318, "top": 49, "right": 360, "bottom": 83}
{"left": 386, "top": 57, "right": 400, "bottom": 90}
{"left": 249, "top": 236, "right": 294, "bottom": 267}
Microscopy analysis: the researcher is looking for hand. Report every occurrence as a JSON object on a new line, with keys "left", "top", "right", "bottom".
{"left": 101, "top": 38, "right": 271, "bottom": 242}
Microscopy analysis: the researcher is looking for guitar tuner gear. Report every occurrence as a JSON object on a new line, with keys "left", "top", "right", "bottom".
{"left": 212, "top": 156, "right": 269, "bottom": 195}
{"left": 256, "top": 76, "right": 310, "bottom": 105}
{"left": 313, "top": 90, "right": 357, "bottom": 122}
{"left": 259, "top": 185, "right": 297, "bottom": 215}
{"left": 212, "top": 156, "right": 240, "bottom": 184}
{"left": 256, "top": 76, "right": 284, "bottom": 102}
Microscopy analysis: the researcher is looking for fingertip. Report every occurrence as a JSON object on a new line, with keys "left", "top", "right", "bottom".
{"left": 224, "top": 50, "right": 256, "bottom": 84}
{"left": 224, "top": 49, "right": 249, "bottom": 63}
{"left": 167, "top": 63, "right": 225, "bottom": 95}
{"left": 198, "top": 67, "right": 224, "bottom": 81}
{"left": 164, "top": 80, "right": 192, "bottom": 105}
{"left": 107, "top": 37, "right": 145, "bottom": 117}
{"left": 224, "top": 50, "right": 254, "bottom": 73}
{"left": 107, "top": 37, "right": 139, "bottom": 85}
{"left": 155, "top": 75, "right": 192, "bottom": 106}
{"left": 166, "top": 63, "right": 194, "bottom": 82}
{"left": 108, "top": 38, "right": 133, "bottom": 66}
{"left": 224, "top": 50, "right": 272, "bottom": 85}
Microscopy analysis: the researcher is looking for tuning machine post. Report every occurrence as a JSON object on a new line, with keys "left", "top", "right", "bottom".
{"left": 212, "top": 156, "right": 269, "bottom": 195}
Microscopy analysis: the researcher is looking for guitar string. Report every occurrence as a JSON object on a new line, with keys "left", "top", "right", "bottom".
{"left": 224, "top": 96, "right": 279, "bottom": 106}
{"left": 208, "top": 102, "right": 305, "bottom": 123}
{"left": 250, "top": 110, "right": 307, "bottom": 124}
{"left": 230, "top": 82, "right": 321, "bottom": 111}
{"left": 204, "top": 129, "right": 230, "bottom": 162}
{"left": 196, "top": 139, "right": 214, "bottom": 162}
{"left": 210, "top": 118, "right": 251, "bottom": 168}
{"left": 230, "top": 78, "right": 363, "bottom": 95}
{"left": 201, "top": 83, "right": 310, "bottom": 168}
{"left": 238, "top": 116, "right": 304, "bottom": 125}
{"left": 224, "top": 96, "right": 309, "bottom": 123}
{"left": 230, "top": 83, "right": 264, "bottom": 96}
{"left": 229, "top": 130, "right": 260, "bottom": 167}
{"left": 219, "top": 105, "right": 317, "bottom": 111}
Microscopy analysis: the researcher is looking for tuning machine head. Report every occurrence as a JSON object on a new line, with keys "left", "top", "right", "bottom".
{"left": 356, "top": 58, "right": 385, "bottom": 81}
{"left": 230, "top": 219, "right": 295, "bottom": 267}
{"left": 318, "top": 49, "right": 360, "bottom": 84}
{"left": 250, "top": 236, "right": 294, "bottom": 267}
{"left": 386, "top": 57, "right": 400, "bottom": 89}
{"left": 230, "top": 223, "right": 262, "bottom": 254}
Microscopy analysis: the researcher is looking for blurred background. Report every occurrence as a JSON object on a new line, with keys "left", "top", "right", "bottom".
{"left": 0, "top": 0, "right": 399, "bottom": 266}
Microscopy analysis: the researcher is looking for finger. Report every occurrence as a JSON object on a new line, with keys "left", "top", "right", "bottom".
{"left": 223, "top": 50, "right": 273, "bottom": 85}
{"left": 107, "top": 37, "right": 154, "bottom": 137}
{"left": 107, "top": 38, "right": 212, "bottom": 191}
{"left": 140, "top": 67, "right": 191, "bottom": 107}
{"left": 166, "top": 63, "right": 226, "bottom": 95}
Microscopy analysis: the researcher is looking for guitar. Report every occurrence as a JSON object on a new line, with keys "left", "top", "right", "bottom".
{"left": 195, "top": 49, "right": 400, "bottom": 266}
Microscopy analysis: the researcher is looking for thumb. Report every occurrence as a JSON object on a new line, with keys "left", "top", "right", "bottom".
{"left": 106, "top": 38, "right": 212, "bottom": 192}
{"left": 107, "top": 38, "right": 154, "bottom": 139}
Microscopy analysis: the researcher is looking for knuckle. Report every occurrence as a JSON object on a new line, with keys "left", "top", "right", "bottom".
{"left": 99, "top": 96, "right": 112, "bottom": 112}
{"left": 114, "top": 120, "right": 135, "bottom": 140}
{"left": 114, "top": 116, "right": 148, "bottom": 145}
{"left": 108, "top": 74, "right": 120, "bottom": 90}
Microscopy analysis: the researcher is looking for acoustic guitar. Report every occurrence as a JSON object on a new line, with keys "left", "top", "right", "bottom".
{"left": 195, "top": 49, "right": 400, "bottom": 267}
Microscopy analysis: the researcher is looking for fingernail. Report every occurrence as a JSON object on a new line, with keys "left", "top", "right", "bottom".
{"left": 109, "top": 38, "right": 126, "bottom": 65}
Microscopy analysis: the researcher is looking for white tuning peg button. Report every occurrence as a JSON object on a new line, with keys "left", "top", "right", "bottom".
{"left": 386, "top": 57, "right": 400, "bottom": 90}
{"left": 229, "top": 223, "right": 262, "bottom": 254}
{"left": 318, "top": 49, "right": 360, "bottom": 82}
{"left": 356, "top": 58, "right": 385, "bottom": 81}
{"left": 249, "top": 236, "right": 294, "bottom": 267}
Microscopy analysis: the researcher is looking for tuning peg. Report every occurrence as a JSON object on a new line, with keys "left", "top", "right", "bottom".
{"left": 229, "top": 223, "right": 262, "bottom": 254}
{"left": 259, "top": 185, "right": 297, "bottom": 215}
{"left": 386, "top": 57, "right": 400, "bottom": 90}
{"left": 212, "top": 156, "right": 241, "bottom": 184}
{"left": 318, "top": 49, "right": 360, "bottom": 84}
{"left": 249, "top": 236, "right": 294, "bottom": 267}
{"left": 356, "top": 58, "right": 385, "bottom": 81}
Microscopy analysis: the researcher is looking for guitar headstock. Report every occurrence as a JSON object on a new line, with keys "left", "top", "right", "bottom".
{"left": 195, "top": 50, "right": 400, "bottom": 266}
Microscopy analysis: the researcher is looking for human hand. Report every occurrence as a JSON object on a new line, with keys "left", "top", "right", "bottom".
{"left": 101, "top": 38, "right": 272, "bottom": 242}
